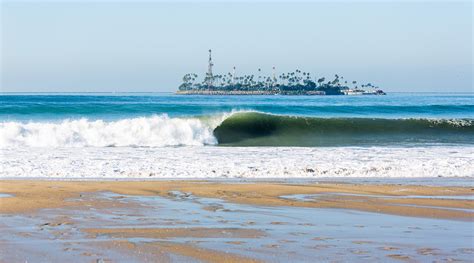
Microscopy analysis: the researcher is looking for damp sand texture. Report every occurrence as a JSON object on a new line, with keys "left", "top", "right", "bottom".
{"left": 0, "top": 180, "right": 473, "bottom": 262}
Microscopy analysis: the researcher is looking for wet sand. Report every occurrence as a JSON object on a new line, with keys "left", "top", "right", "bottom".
{"left": 1, "top": 180, "right": 472, "bottom": 220}
{"left": 0, "top": 180, "right": 473, "bottom": 262}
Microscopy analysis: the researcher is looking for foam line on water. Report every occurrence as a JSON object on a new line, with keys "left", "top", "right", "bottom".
{"left": 1, "top": 146, "right": 472, "bottom": 178}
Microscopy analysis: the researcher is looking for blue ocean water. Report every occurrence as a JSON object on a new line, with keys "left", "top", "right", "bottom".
{"left": 1, "top": 92, "right": 473, "bottom": 120}
{"left": 0, "top": 92, "right": 473, "bottom": 147}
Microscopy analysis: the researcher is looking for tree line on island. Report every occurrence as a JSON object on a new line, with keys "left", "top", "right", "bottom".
{"left": 178, "top": 69, "right": 385, "bottom": 95}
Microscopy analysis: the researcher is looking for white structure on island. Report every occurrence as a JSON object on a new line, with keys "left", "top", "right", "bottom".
{"left": 272, "top": 66, "right": 277, "bottom": 87}
{"left": 205, "top": 49, "right": 214, "bottom": 87}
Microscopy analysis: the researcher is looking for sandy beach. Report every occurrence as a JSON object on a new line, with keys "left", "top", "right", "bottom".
{"left": 1, "top": 180, "right": 473, "bottom": 219}
{"left": 1, "top": 180, "right": 473, "bottom": 262}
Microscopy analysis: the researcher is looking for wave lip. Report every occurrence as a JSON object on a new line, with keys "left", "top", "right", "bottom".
{"left": 0, "top": 115, "right": 218, "bottom": 148}
{"left": 213, "top": 112, "right": 474, "bottom": 146}
{"left": 2, "top": 111, "right": 473, "bottom": 148}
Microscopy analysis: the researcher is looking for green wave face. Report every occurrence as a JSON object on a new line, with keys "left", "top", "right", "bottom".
{"left": 213, "top": 112, "right": 474, "bottom": 146}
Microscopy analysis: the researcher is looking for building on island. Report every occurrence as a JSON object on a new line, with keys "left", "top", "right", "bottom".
{"left": 177, "top": 50, "right": 385, "bottom": 95}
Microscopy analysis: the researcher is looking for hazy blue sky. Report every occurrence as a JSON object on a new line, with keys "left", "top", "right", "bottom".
{"left": 1, "top": 1, "right": 472, "bottom": 92}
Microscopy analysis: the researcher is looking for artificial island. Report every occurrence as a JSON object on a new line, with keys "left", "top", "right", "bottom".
{"left": 177, "top": 50, "right": 386, "bottom": 95}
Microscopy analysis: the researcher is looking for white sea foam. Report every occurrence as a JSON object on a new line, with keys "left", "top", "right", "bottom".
{"left": 1, "top": 146, "right": 472, "bottom": 179}
{"left": 427, "top": 118, "right": 474, "bottom": 127}
{"left": 0, "top": 115, "right": 223, "bottom": 148}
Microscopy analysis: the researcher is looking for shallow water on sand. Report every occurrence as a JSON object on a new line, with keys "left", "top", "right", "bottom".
{"left": 1, "top": 191, "right": 472, "bottom": 262}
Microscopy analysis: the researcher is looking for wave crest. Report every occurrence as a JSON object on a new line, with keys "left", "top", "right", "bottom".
{"left": 0, "top": 115, "right": 219, "bottom": 148}
{"left": 214, "top": 112, "right": 474, "bottom": 146}
{"left": 2, "top": 111, "right": 473, "bottom": 148}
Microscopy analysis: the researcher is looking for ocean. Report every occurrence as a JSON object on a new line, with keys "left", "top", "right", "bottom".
{"left": 1, "top": 92, "right": 473, "bottom": 179}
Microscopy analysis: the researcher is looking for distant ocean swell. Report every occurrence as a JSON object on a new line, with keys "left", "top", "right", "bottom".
{"left": 1, "top": 111, "right": 473, "bottom": 148}
{"left": 1, "top": 104, "right": 473, "bottom": 116}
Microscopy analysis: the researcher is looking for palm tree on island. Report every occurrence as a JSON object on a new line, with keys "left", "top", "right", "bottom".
{"left": 177, "top": 51, "right": 385, "bottom": 95}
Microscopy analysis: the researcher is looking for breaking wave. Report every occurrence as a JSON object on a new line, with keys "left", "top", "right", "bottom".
{"left": 0, "top": 115, "right": 221, "bottom": 148}
{"left": 213, "top": 112, "right": 474, "bottom": 146}
{"left": 1, "top": 111, "right": 473, "bottom": 148}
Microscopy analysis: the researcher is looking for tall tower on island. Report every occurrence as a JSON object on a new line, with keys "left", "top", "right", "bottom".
{"left": 206, "top": 49, "right": 214, "bottom": 87}
{"left": 272, "top": 66, "right": 277, "bottom": 86}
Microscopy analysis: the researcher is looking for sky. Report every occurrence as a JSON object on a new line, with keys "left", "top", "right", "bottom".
{"left": 1, "top": 0, "right": 472, "bottom": 92}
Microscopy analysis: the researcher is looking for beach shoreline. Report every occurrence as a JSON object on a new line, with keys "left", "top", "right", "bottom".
{"left": 1, "top": 180, "right": 473, "bottom": 262}
{"left": 1, "top": 180, "right": 472, "bottom": 219}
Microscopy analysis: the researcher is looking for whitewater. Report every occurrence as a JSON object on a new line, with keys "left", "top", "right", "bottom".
{"left": 1, "top": 112, "right": 473, "bottom": 148}
{"left": 0, "top": 115, "right": 220, "bottom": 148}
{"left": 1, "top": 93, "right": 473, "bottom": 179}
{"left": 1, "top": 146, "right": 473, "bottom": 179}
{"left": 0, "top": 113, "right": 473, "bottom": 179}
